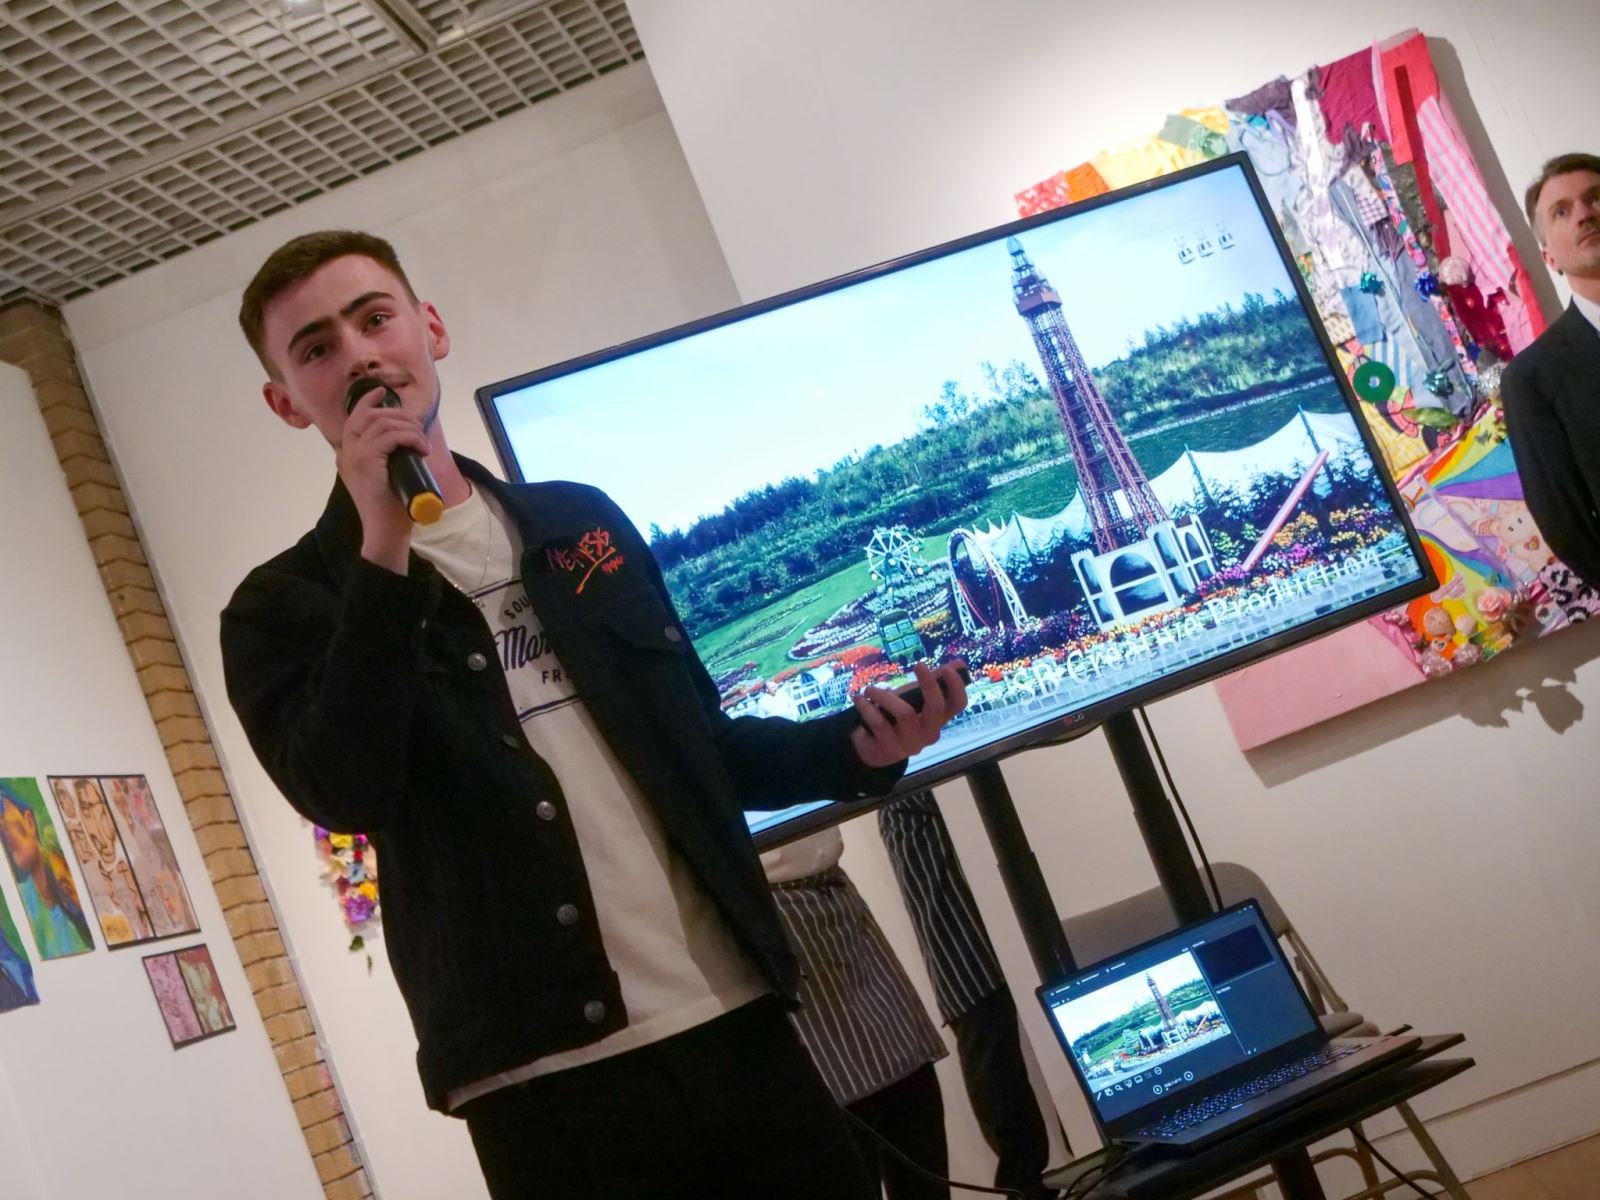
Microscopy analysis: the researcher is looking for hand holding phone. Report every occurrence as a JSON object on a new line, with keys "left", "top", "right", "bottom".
{"left": 849, "top": 660, "right": 970, "bottom": 769}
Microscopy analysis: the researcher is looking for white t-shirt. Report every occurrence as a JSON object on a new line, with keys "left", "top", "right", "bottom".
{"left": 412, "top": 486, "right": 768, "bottom": 1109}
{"left": 759, "top": 827, "right": 845, "bottom": 884}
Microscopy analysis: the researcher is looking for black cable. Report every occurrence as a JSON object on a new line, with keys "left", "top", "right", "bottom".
{"left": 1350, "top": 1129, "right": 1443, "bottom": 1199}
{"left": 1135, "top": 705, "right": 1223, "bottom": 910}
{"left": 1057, "top": 1158, "right": 1112, "bottom": 1200}
{"left": 840, "top": 1106, "right": 1025, "bottom": 1198}
{"left": 1057, "top": 1144, "right": 1148, "bottom": 1200}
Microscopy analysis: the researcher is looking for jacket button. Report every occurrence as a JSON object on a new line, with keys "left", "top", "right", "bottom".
{"left": 556, "top": 903, "right": 580, "bottom": 926}
{"left": 466, "top": 651, "right": 489, "bottom": 671}
{"left": 583, "top": 1000, "right": 606, "bottom": 1024}
{"left": 663, "top": 625, "right": 682, "bottom": 643}
{"left": 535, "top": 800, "right": 557, "bottom": 821}
{"left": 500, "top": 732, "right": 521, "bottom": 749}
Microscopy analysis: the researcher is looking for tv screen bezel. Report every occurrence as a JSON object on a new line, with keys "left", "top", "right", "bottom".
{"left": 475, "top": 152, "right": 1437, "bottom": 846}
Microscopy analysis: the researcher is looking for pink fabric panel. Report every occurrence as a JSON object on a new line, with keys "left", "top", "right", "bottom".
{"left": 1379, "top": 33, "right": 1440, "bottom": 164}
{"left": 1213, "top": 622, "right": 1424, "bottom": 750}
{"left": 1414, "top": 96, "right": 1513, "bottom": 295}
{"left": 1316, "top": 49, "right": 1383, "bottom": 142}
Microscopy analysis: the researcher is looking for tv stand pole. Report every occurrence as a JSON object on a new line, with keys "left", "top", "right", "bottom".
{"left": 967, "top": 759, "right": 1076, "bottom": 983}
{"left": 967, "top": 708, "right": 1330, "bottom": 1199}
{"left": 1101, "top": 710, "right": 1213, "bottom": 924}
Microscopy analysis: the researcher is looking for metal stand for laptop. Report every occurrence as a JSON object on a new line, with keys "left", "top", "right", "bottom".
{"left": 967, "top": 708, "right": 1333, "bottom": 1200}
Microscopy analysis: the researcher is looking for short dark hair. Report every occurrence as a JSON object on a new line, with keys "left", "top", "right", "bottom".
{"left": 238, "top": 230, "right": 416, "bottom": 375}
{"left": 1524, "top": 153, "right": 1600, "bottom": 239}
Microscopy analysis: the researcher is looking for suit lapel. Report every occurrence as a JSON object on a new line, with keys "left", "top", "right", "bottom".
{"left": 1547, "top": 304, "right": 1600, "bottom": 413}
{"left": 1557, "top": 302, "right": 1600, "bottom": 366}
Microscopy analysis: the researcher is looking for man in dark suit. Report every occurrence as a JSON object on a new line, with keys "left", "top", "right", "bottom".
{"left": 1502, "top": 153, "right": 1600, "bottom": 589}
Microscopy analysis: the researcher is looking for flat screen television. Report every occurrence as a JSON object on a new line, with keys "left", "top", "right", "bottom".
{"left": 477, "top": 154, "right": 1433, "bottom": 846}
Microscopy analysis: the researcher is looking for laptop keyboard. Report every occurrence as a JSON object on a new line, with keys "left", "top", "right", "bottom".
{"left": 1135, "top": 1042, "right": 1365, "bottom": 1138}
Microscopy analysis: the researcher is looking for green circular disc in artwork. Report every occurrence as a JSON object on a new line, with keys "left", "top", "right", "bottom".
{"left": 1352, "top": 361, "right": 1396, "bottom": 403}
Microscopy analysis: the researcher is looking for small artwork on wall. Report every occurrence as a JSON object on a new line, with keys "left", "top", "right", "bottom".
{"left": 143, "top": 950, "right": 202, "bottom": 1045}
{"left": 99, "top": 776, "right": 199, "bottom": 938}
{"left": 177, "top": 945, "right": 234, "bottom": 1036}
{"left": 49, "top": 775, "right": 158, "bottom": 947}
{"left": 144, "top": 944, "right": 235, "bottom": 1047}
{"left": 0, "top": 777, "right": 95, "bottom": 959}
{"left": 0, "top": 888, "right": 41, "bottom": 1013}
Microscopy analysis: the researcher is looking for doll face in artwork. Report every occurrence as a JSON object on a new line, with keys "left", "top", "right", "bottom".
{"left": 1420, "top": 606, "right": 1454, "bottom": 638}
{"left": 1417, "top": 605, "right": 1456, "bottom": 654}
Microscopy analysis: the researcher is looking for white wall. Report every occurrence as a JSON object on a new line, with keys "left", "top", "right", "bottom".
{"left": 627, "top": 0, "right": 1600, "bottom": 1179}
{"left": 62, "top": 63, "right": 745, "bottom": 1200}
{"left": 627, "top": 0, "right": 1587, "bottom": 310}
{"left": 0, "top": 364, "right": 321, "bottom": 1200}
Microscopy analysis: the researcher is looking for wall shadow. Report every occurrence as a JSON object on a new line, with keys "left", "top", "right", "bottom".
{"left": 1244, "top": 614, "right": 1600, "bottom": 788}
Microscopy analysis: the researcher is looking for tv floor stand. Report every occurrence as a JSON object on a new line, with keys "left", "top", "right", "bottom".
{"left": 966, "top": 708, "right": 1333, "bottom": 1199}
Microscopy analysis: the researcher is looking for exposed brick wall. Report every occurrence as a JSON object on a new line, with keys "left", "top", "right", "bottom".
{"left": 0, "top": 299, "right": 373, "bottom": 1200}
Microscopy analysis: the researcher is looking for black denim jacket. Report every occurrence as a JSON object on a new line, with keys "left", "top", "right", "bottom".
{"left": 221, "top": 456, "right": 900, "bottom": 1111}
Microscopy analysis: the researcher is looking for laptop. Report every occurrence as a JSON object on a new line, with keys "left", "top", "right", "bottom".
{"left": 1038, "top": 899, "right": 1419, "bottom": 1151}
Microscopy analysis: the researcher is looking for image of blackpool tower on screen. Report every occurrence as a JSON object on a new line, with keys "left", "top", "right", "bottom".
{"left": 1006, "top": 237, "right": 1217, "bottom": 629}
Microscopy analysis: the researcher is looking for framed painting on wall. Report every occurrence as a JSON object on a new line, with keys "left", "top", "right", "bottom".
{"left": 0, "top": 777, "right": 95, "bottom": 959}
{"left": 49, "top": 776, "right": 157, "bottom": 947}
{"left": 177, "top": 945, "right": 234, "bottom": 1038}
{"left": 143, "top": 944, "right": 235, "bottom": 1047}
{"left": 99, "top": 776, "right": 199, "bottom": 938}
{"left": 143, "top": 949, "right": 204, "bottom": 1046}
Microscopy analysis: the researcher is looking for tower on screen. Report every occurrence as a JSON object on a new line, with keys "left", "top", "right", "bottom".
{"left": 1007, "top": 237, "right": 1217, "bottom": 628}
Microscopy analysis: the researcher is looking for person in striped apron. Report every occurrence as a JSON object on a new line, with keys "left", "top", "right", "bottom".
{"left": 879, "top": 791, "right": 1059, "bottom": 1200}
{"left": 763, "top": 827, "right": 952, "bottom": 1200}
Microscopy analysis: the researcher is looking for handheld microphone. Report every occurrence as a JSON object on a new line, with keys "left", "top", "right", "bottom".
{"left": 344, "top": 376, "right": 444, "bottom": 525}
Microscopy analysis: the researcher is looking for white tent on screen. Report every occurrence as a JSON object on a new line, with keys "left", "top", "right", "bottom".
{"left": 969, "top": 408, "right": 1366, "bottom": 566}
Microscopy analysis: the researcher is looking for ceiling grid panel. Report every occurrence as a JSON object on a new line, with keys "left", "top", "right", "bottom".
{"left": 1, "top": 0, "right": 644, "bottom": 305}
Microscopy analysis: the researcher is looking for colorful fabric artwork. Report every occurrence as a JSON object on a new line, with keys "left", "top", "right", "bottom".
{"left": 1014, "top": 172, "right": 1072, "bottom": 218}
{"left": 1091, "top": 135, "right": 1206, "bottom": 189}
{"left": 1376, "top": 33, "right": 1441, "bottom": 164}
{"left": 1015, "top": 164, "right": 1114, "bottom": 217}
{"left": 1316, "top": 49, "right": 1385, "bottom": 143}
{"left": 1063, "top": 162, "right": 1112, "bottom": 202}
{"left": 1160, "top": 110, "right": 1229, "bottom": 159}
{"left": 1010, "top": 29, "right": 1583, "bottom": 746}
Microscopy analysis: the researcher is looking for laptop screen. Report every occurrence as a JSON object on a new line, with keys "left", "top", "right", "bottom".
{"left": 1039, "top": 901, "right": 1319, "bottom": 1128}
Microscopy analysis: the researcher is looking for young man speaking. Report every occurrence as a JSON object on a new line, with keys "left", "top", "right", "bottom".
{"left": 221, "top": 231, "right": 968, "bottom": 1199}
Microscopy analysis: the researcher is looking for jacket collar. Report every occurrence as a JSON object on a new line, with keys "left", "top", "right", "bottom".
{"left": 312, "top": 453, "right": 514, "bottom": 583}
{"left": 1537, "top": 300, "right": 1600, "bottom": 378}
